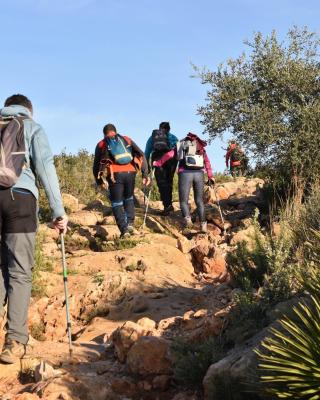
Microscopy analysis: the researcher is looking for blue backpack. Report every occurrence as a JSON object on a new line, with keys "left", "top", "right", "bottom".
{"left": 106, "top": 135, "right": 133, "bottom": 165}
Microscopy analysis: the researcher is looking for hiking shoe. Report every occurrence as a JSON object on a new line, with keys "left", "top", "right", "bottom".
{"left": 184, "top": 217, "right": 193, "bottom": 229}
{"left": 127, "top": 224, "right": 135, "bottom": 235}
{"left": 0, "top": 339, "right": 26, "bottom": 364}
{"left": 120, "top": 231, "right": 131, "bottom": 239}
{"left": 160, "top": 205, "right": 174, "bottom": 216}
{"left": 200, "top": 221, "right": 208, "bottom": 233}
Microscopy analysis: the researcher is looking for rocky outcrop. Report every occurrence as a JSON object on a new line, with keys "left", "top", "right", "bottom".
{"left": 127, "top": 336, "right": 173, "bottom": 376}
{"left": 62, "top": 193, "right": 79, "bottom": 213}
{"left": 204, "top": 178, "right": 264, "bottom": 206}
{"left": 203, "top": 326, "right": 267, "bottom": 400}
{"left": 111, "top": 321, "right": 151, "bottom": 363}
{"left": 190, "top": 236, "right": 228, "bottom": 282}
{"left": 68, "top": 210, "right": 104, "bottom": 226}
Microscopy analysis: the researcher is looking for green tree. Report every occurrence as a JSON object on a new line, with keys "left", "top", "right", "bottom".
{"left": 195, "top": 27, "right": 320, "bottom": 189}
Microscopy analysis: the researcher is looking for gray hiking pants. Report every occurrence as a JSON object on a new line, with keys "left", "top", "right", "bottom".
{"left": 0, "top": 188, "right": 37, "bottom": 345}
{"left": 178, "top": 171, "right": 205, "bottom": 222}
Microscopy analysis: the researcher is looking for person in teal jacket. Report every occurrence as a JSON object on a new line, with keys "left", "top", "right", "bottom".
{"left": 0, "top": 94, "right": 68, "bottom": 364}
{"left": 145, "top": 122, "right": 178, "bottom": 215}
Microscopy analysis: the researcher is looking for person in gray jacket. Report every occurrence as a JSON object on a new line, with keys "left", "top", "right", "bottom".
{"left": 0, "top": 94, "right": 68, "bottom": 364}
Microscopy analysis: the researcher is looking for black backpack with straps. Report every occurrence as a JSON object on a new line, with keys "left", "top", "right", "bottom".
{"left": 152, "top": 129, "right": 170, "bottom": 153}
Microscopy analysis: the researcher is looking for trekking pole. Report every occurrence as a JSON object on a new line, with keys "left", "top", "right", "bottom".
{"left": 142, "top": 168, "right": 155, "bottom": 229}
{"left": 57, "top": 218, "right": 73, "bottom": 358}
{"left": 213, "top": 186, "right": 226, "bottom": 234}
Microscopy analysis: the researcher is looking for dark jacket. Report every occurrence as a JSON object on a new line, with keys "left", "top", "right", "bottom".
{"left": 93, "top": 135, "right": 149, "bottom": 185}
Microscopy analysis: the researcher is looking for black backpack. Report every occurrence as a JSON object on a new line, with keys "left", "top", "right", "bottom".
{"left": 0, "top": 116, "right": 27, "bottom": 188}
{"left": 152, "top": 129, "right": 170, "bottom": 152}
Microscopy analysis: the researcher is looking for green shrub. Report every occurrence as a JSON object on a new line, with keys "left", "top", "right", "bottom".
{"left": 125, "top": 261, "right": 146, "bottom": 273}
{"left": 227, "top": 239, "right": 268, "bottom": 289}
{"left": 291, "top": 183, "right": 320, "bottom": 267}
{"left": 38, "top": 149, "right": 104, "bottom": 222}
{"left": 172, "top": 337, "right": 225, "bottom": 390}
{"left": 95, "top": 236, "right": 142, "bottom": 252}
{"left": 227, "top": 213, "right": 296, "bottom": 305}
{"left": 30, "top": 321, "right": 46, "bottom": 341}
{"left": 92, "top": 273, "right": 104, "bottom": 285}
{"left": 227, "top": 286, "right": 267, "bottom": 345}
{"left": 32, "top": 233, "right": 53, "bottom": 298}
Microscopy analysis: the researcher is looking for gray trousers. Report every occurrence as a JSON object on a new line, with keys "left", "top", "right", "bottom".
{"left": 178, "top": 171, "right": 205, "bottom": 222}
{"left": 0, "top": 189, "right": 37, "bottom": 345}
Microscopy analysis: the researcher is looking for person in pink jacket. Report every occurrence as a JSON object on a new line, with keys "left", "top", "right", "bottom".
{"left": 153, "top": 133, "right": 215, "bottom": 233}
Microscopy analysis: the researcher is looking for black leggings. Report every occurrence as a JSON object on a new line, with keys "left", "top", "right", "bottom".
{"left": 108, "top": 172, "right": 136, "bottom": 234}
{"left": 154, "top": 158, "right": 177, "bottom": 208}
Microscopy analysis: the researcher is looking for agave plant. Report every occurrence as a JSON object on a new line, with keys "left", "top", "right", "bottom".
{"left": 256, "top": 295, "right": 320, "bottom": 399}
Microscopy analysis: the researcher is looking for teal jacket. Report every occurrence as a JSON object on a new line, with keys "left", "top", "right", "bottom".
{"left": 145, "top": 132, "right": 179, "bottom": 162}
{"left": 0, "top": 105, "right": 65, "bottom": 219}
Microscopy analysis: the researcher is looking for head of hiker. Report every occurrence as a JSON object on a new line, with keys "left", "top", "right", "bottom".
{"left": 229, "top": 140, "right": 237, "bottom": 150}
{"left": 4, "top": 94, "right": 33, "bottom": 115}
{"left": 159, "top": 121, "right": 170, "bottom": 134}
{"left": 103, "top": 123, "right": 117, "bottom": 138}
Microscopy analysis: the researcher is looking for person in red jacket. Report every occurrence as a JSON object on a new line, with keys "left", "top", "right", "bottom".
{"left": 93, "top": 124, "right": 150, "bottom": 237}
{"left": 225, "top": 140, "right": 246, "bottom": 177}
{"left": 153, "top": 133, "right": 214, "bottom": 233}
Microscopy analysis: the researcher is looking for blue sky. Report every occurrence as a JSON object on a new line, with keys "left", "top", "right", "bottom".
{"left": 0, "top": 0, "right": 319, "bottom": 171}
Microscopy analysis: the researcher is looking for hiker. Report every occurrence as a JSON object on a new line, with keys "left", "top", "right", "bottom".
{"left": 93, "top": 124, "right": 149, "bottom": 237}
{"left": 153, "top": 132, "right": 214, "bottom": 233}
{"left": 0, "top": 94, "right": 68, "bottom": 364}
{"left": 145, "top": 122, "right": 178, "bottom": 216}
{"left": 225, "top": 140, "right": 248, "bottom": 177}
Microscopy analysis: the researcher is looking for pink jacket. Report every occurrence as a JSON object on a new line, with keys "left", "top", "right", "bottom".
{"left": 153, "top": 147, "right": 213, "bottom": 179}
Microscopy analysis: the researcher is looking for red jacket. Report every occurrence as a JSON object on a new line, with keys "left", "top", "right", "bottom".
{"left": 226, "top": 144, "right": 241, "bottom": 167}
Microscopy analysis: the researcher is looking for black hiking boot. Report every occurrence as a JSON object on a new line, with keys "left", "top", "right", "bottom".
{"left": 160, "top": 205, "right": 174, "bottom": 216}
{"left": 0, "top": 339, "right": 26, "bottom": 364}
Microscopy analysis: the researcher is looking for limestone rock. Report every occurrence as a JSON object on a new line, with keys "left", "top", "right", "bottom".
{"left": 137, "top": 317, "right": 157, "bottom": 331}
{"left": 130, "top": 295, "right": 149, "bottom": 313}
{"left": 204, "top": 186, "right": 230, "bottom": 204}
{"left": 111, "top": 321, "right": 148, "bottom": 363}
{"left": 68, "top": 210, "right": 103, "bottom": 226}
{"left": 85, "top": 199, "right": 106, "bottom": 212}
{"left": 202, "top": 249, "right": 227, "bottom": 281}
{"left": 152, "top": 374, "right": 171, "bottom": 391}
{"left": 62, "top": 193, "right": 79, "bottom": 213}
{"left": 127, "top": 336, "right": 172, "bottom": 376}
{"left": 111, "top": 377, "right": 137, "bottom": 396}
{"left": 35, "top": 361, "right": 63, "bottom": 382}
{"left": 14, "top": 394, "right": 41, "bottom": 400}
{"left": 203, "top": 324, "right": 271, "bottom": 400}
{"left": 145, "top": 216, "right": 166, "bottom": 233}
{"left": 134, "top": 188, "right": 146, "bottom": 208}
{"left": 177, "top": 236, "right": 196, "bottom": 254}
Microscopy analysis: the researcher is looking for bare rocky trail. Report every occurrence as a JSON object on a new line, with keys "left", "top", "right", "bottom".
{"left": 0, "top": 178, "right": 265, "bottom": 400}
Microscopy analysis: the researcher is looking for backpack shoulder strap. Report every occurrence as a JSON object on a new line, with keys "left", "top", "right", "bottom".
{"left": 121, "top": 135, "right": 132, "bottom": 146}
{"left": 98, "top": 139, "right": 106, "bottom": 151}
